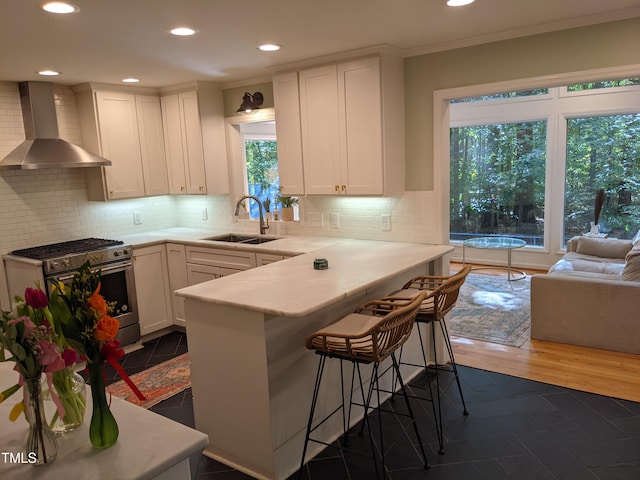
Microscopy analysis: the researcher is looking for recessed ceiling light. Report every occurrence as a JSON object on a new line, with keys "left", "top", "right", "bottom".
{"left": 122, "top": 78, "right": 140, "bottom": 83}
{"left": 41, "top": 2, "right": 80, "bottom": 14}
{"left": 258, "top": 44, "right": 282, "bottom": 52}
{"left": 447, "top": 0, "right": 475, "bottom": 6}
{"left": 447, "top": 0, "right": 474, "bottom": 5}
{"left": 169, "top": 27, "right": 197, "bottom": 36}
{"left": 38, "top": 69, "right": 60, "bottom": 76}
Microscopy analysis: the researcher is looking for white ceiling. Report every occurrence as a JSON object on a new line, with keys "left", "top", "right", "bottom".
{"left": 1, "top": 0, "right": 639, "bottom": 88}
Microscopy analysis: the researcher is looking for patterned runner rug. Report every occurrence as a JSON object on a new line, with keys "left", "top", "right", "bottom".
{"left": 448, "top": 271, "right": 531, "bottom": 347}
{"left": 108, "top": 353, "right": 191, "bottom": 409}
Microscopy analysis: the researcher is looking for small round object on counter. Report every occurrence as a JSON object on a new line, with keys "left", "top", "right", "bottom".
{"left": 313, "top": 258, "right": 328, "bottom": 270}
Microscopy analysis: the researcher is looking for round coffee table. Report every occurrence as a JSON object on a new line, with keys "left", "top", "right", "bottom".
{"left": 462, "top": 236, "right": 527, "bottom": 281}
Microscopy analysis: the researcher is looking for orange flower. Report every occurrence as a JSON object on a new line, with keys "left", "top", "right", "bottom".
{"left": 94, "top": 315, "right": 120, "bottom": 342}
{"left": 88, "top": 286, "right": 108, "bottom": 317}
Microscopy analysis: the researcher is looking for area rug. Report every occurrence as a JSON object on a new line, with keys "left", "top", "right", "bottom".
{"left": 108, "top": 353, "right": 191, "bottom": 409}
{"left": 448, "top": 271, "right": 531, "bottom": 347}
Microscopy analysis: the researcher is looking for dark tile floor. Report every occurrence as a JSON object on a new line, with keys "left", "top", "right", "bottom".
{"left": 112, "top": 331, "right": 640, "bottom": 480}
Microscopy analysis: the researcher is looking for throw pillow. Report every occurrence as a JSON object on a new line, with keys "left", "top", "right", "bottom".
{"left": 621, "top": 245, "right": 640, "bottom": 282}
{"left": 576, "top": 237, "right": 633, "bottom": 259}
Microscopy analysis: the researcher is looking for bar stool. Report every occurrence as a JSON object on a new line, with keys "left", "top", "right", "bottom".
{"left": 388, "top": 265, "right": 472, "bottom": 454}
{"left": 299, "top": 291, "right": 429, "bottom": 480}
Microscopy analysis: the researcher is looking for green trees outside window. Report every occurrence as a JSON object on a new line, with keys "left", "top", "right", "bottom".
{"left": 450, "top": 122, "right": 547, "bottom": 245}
{"left": 565, "top": 114, "right": 640, "bottom": 240}
{"left": 244, "top": 139, "right": 279, "bottom": 219}
{"left": 449, "top": 79, "right": 640, "bottom": 247}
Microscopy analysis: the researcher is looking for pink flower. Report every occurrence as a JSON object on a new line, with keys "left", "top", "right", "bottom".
{"left": 37, "top": 340, "right": 65, "bottom": 373}
{"left": 7, "top": 316, "right": 35, "bottom": 339}
{"left": 24, "top": 287, "right": 48, "bottom": 309}
{"left": 61, "top": 348, "right": 78, "bottom": 367}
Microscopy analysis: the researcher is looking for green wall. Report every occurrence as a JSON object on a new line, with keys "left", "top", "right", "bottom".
{"left": 405, "top": 17, "right": 640, "bottom": 191}
{"left": 223, "top": 82, "right": 274, "bottom": 117}
{"left": 221, "top": 18, "right": 640, "bottom": 191}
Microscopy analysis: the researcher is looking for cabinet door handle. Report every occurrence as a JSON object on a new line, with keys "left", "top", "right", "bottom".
{"left": 341, "top": 185, "right": 347, "bottom": 192}
{"left": 335, "top": 185, "right": 340, "bottom": 192}
{"left": 180, "top": 186, "right": 185, "bottom": 192}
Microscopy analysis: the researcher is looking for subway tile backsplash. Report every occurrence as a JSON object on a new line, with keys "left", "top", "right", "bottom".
{"left": 0, "top": 80, "right": 438, "bottom": 255}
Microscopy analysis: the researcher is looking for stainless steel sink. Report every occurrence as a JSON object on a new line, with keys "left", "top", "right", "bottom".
{"left": 203, "top": 234, "right": 279, "bottom": 244}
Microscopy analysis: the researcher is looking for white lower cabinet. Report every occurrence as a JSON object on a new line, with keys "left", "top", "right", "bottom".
{"left": 166, "top": 243, "right": 189, "bottom": 327}
{"left": 133, "top": 245, "right": 173, "bottom": 336}
{"left": 256, "top": 253, "right": 286, "bottom": 266}
{"left": 185, "top": 245, "right": 256, "bottom": 284}
{"left": 143, "top": 243, "right": 288, "bottom": 327}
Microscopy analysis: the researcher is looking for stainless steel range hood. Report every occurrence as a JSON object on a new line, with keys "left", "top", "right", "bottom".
{"left": 0, "top": 82, "right": 111, "bottom": 171}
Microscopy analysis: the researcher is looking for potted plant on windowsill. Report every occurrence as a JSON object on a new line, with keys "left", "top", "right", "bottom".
{"left": 277, "top": 196, "right": 298, "bottom": 222}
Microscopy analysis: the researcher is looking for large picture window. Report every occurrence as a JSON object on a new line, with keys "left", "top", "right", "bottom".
{"left": 449, "top": 79, "right": 640, "bottom": 249}
{"left": 450, "top": 121, "right": 546, "bottom": 245}
{"left": 565, "top": 113, "right": 640, "bottom": 240}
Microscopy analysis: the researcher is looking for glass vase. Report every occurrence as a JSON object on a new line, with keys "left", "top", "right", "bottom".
{"left": 43, "top": 367, "right": 87, "bottom": 434}
{"left": 87, "top": 356, "right": 119, "bottom": 449}
{"left": 24, "top": 375, "right": 58, "bottom": 466}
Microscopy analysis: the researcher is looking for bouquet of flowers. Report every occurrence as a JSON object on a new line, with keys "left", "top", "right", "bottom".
{"left": 0, "top": 286, "right": 74, "bottom": 421}
{"left": 0, "top": 285, "right": 71, "bottom": 465}
{"left": 51, "top": 262, "right": 122, "bottom": 449}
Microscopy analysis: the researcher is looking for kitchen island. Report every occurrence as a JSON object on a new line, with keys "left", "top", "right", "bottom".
{"left": 177, "top": 239, "right": 453, "bottom": 480}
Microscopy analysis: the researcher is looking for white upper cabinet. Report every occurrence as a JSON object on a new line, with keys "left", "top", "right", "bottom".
{"left": 75, "top": 85, "right": 169, "bottom": 200}
{"left": 337, "top": 59, "right": 383, "bottom": 195}
{"left": 272, "top": 72, "right": 305, "bottom": 195}
{"left": 283, "top": 55, "right": 404, "bottom": 196}
{"left": 161, "top": 83, "right": 229, "bottom": 196}
{"left": 299, "top": 65, "right": 341, "bottom": 195}
{"left": 136, "top": 95, "right": 170, "bottom": 196}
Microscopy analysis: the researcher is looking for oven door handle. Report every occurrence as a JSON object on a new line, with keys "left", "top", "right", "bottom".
{"left": 54, "top": 261, "right": 133, "bottom": 283}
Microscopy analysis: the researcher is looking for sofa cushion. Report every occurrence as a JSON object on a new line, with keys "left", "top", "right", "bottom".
{"left": 575, "top": 237, "right": 633, "bottom": 259}
{"left": 548, "top": 252, "right": 625, "bottom": 276}
{"left": 621, "top": 245, "right": 640, "bottom": 282}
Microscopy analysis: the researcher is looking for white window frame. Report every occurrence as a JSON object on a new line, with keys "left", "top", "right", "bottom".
{"left": 435, "top": 65, "right": 640, "bottom": 269}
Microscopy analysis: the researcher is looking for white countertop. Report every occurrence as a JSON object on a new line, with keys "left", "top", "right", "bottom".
{"left": 0, "top": 363, "right": 208, "bottom": 480}
{"left": 117, "top": 227, "right": 345, "bottom": 256}
{"left": 176, "top": 239, "right": 454, "bottom": 317}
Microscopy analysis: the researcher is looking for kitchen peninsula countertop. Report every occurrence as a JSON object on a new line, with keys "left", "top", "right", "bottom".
{"left": 180, "top": 239, "right": 453, "bottom": 480}
{"left": 117, "top": 227, "right": 345, "bottom": 256}
{"left": 177, "top": 239, "right": 453, "bottom": 317}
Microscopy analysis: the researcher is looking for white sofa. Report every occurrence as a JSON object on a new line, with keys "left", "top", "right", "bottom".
{"left": 531, "top": 235, "right": 640, "bottom": 354}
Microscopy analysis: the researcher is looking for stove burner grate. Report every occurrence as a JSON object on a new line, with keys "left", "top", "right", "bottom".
{"left": 11, "top": 238, "right": 124, "bottom": 260}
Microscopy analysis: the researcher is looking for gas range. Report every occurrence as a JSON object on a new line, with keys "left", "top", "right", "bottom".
{"left": 10, "top": 238, "right": 132, "bottom": 275}
{"left": 4, "top": 237, "right": 140, "bottom": 346}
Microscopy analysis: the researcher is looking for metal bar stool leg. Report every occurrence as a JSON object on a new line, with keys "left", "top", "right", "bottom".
{"left": 391, "top": 353, "right": 430, "bottom": 470}
{"left": 439, "top": 319, "right": 469, "bottom": 416}
{"left": 428, "top": 320, "right": 445, "bottom": 454}
{"left": 299, "top": 355, "right": 327, "bottom": 479}
{"left": 356, "top": 363, "right": 383, "bottom": 480}
{"left": 415, "top": 323, "right": 443, "bottom": 450}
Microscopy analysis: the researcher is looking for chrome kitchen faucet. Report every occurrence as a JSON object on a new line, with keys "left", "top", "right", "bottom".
{"left": 234, "top": 195, "right": 270, "bottom": 235}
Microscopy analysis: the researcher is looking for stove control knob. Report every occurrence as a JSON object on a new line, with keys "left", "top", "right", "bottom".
{"left": 63, "top": 259, "right": 71, "bottom": 268}
{"left": 122, "top": 247, "right": 131, "bottom": 255}
{"left": 50, "top": 261, "right": 60, "bottom": 271}
{"left": 113, "top": 250, "right": 122, "bottom": 257}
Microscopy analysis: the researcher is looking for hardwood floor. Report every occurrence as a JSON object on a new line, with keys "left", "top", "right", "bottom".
{"left": 450, "top": 263, "right": 640, "bottom": 403}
